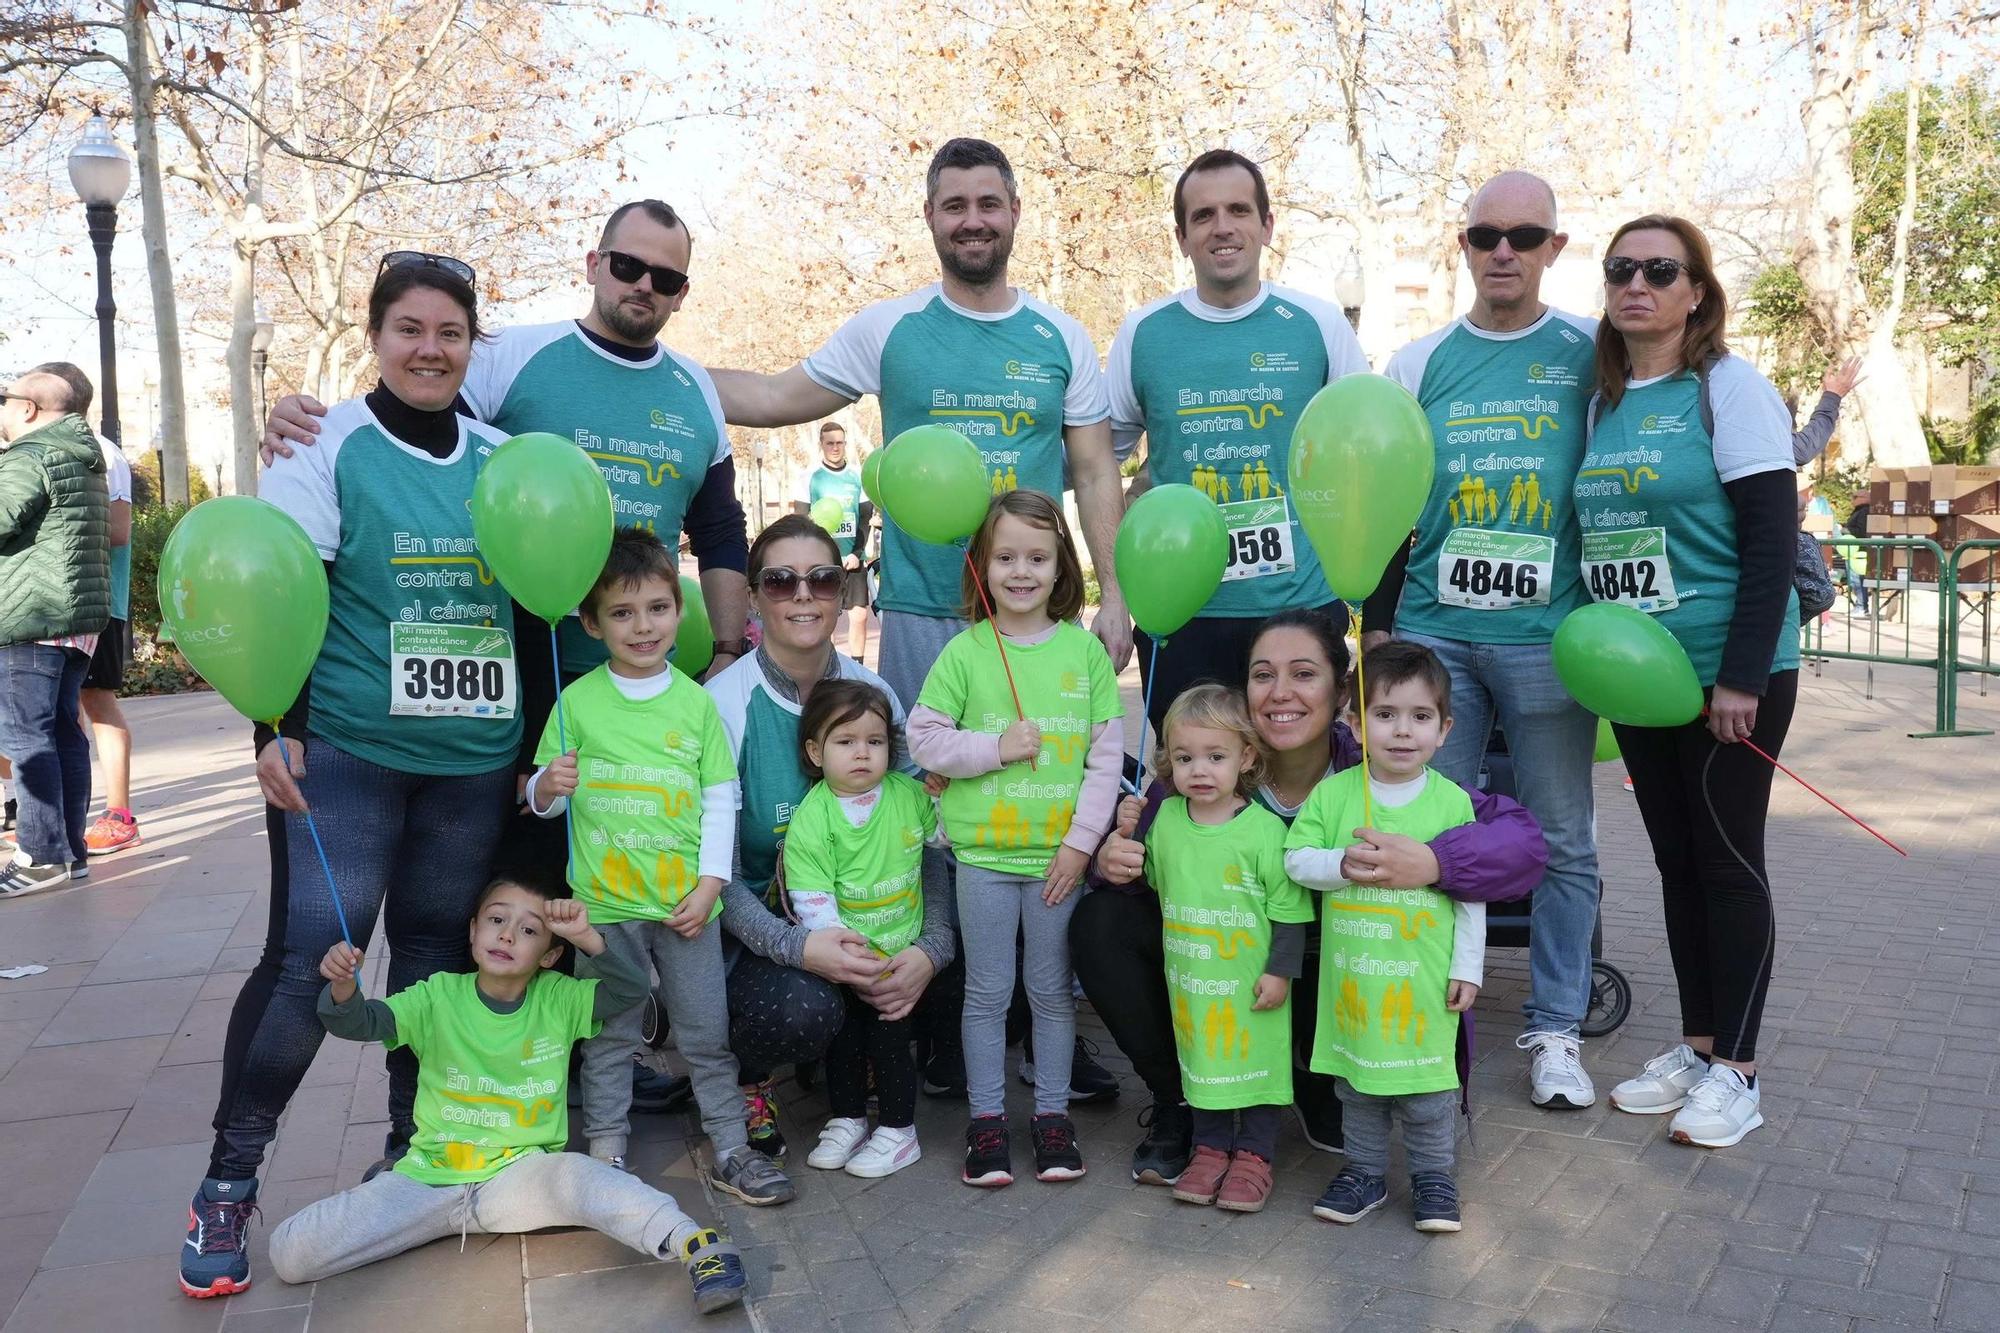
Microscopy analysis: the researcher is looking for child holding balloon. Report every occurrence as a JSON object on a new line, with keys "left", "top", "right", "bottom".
{"left": 907, "top": 489, "right": 1125, "bottom": 1187}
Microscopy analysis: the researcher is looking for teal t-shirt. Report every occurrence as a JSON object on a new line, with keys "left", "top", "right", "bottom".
{"left": 460, "top": 322, "right": 729, "bottom": 672}
{"left": 804, "top": 284, "right": 1110, "bottom": 619}
{"left": 1383, "top": 309, "right": 1597, "bottom": 644}
{"left": 1577, "top": 359, "right": 1801, "bottom": 686}
{"left": 258, "top": 398, "right": 520, "bottom": 775}
{"left": 1107, "top": 284, "right": 1369, "bottom": 617}
{"left": 808, "top": 464, "right": 866, "bottom": 557}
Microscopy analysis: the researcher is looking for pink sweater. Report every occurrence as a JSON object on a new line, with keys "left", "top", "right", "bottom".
{"left": 907, "top": 705, "right": 1125, "bottom": 858}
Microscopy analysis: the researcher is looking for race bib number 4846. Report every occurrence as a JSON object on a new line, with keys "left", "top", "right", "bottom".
{"left": 389, "top": 622, "right": 517, "bottom": 718}
{"left": 1581, "top": 528, "right": 1679, "bottom": 613}
{"left": 1437, "top": 529, "right": 1554, "bottom": 610}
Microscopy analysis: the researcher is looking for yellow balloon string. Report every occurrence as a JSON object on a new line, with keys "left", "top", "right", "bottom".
{"left": 1353, "top": 609, "right": 1373, "bottom": 830}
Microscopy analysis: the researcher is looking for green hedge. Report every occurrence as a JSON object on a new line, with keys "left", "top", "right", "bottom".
{"left": 120, "top": 502, "right": 207, "bottom": 697}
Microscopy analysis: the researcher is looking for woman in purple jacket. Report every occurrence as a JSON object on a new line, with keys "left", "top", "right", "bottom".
{"left": 1074, "top": 607, "right": 1548, "bottom": 1185}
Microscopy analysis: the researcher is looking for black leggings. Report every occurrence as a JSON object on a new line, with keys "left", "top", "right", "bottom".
{"left": 1613, "top": 670, "right": 1797, "bottom": 1063}
{"left": 826, "top": 989, "right": 917, "bottom": 1128}
{"left": 207, "top": 805, "right": 291, "bottom": 1178}
{"left": 725, "top": 949, "right": 847, "bottom": 1085}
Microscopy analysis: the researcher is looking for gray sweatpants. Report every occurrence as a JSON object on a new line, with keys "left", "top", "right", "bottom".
{"left": 267, "top": 1151, "right": 696, "bottom": 1284}
{"left": 876, "top": 609, "right": 965, "bottom": 722}
{"left": 583, "top": 918, "right": 746, "bottom": 1158}
{"left": 1335, "top": 1081, "right": 1458, "bottom": 1176}
{"left": 957, "top": 862, "right": 1077, "bottom": 1117}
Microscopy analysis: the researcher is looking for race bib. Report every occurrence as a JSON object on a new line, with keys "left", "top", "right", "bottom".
{"left": 1581, "top": 528, "right": 1679, "bottom": 613}
{"left": 389, "top": 622, "right": 517, "bottom": 718}
{"left": 1218, "top": 496, "right": 1296, "bottom": 583}
{"left": 1436, "top": 529, "right": 1554, "bottom": 610}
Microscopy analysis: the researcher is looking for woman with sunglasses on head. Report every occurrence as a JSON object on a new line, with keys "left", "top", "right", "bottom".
{"left": 703, "top": 515, "right": 957, "bottom": 1162}
{"left": 1581, "top": 216, "right": 1799, "bottom": 1150}
{"left": 180, "top": 254, "right": 523, "bottom": 1300}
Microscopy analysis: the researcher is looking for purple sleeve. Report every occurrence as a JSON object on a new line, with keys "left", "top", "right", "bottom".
{"left": 1082, "top": 779, "right": 1170, "bottom": 895}
{"left": 1431, "top": 784, "right": 1548, "bottom": 904}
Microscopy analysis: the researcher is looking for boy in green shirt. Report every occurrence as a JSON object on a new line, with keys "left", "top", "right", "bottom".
{"left": 265, "top": 880, "right": 748, "bottom": 1315}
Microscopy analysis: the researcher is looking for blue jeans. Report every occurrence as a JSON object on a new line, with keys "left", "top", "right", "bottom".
{"left": 0, "top": 642, "right": 91, "bottom": 865}
{"left": 1400, "top": 632, "right": 1598, "bottom": 1036}
{"left": 207, "top": 738, "right": 513, "bottom": 1179}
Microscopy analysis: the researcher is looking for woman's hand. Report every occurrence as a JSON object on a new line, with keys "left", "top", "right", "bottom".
{"left": 801, "top": 926, "right": 888, "bottom": 987}
{"left": 1043, "top": 845, "right": 1089, "bottom": 905}
{"left": 1251, "top": 973, "right": 1289, "bottom": 1011}
{"left": 1093, "top": 798, "right": 1146, "bottom": 885}
{"left": 1706, "top": 686, "right": 1759, "bottom": 746}
{"left": 257, "top": 738, "right": 309, "bottom": 813}
{"left": 860, "top": 946, "right": 936, "bottom": 1022}
{"left": 1339, "top": 828, "right": 1442, "bottom": 889}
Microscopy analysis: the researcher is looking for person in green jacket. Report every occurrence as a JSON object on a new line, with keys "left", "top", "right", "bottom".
{"left": 0, "top": 363, "right": 110, "bottom": 898}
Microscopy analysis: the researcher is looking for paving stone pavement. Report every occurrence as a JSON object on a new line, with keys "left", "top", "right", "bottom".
{"left": 1, "top": 654, "right": 1996, "bottom": 1332}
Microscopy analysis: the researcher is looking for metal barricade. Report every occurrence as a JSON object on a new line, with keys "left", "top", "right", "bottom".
{"left": 1941, "top": 540, "right": 2000, "bottom": 738}
{"left": 1801, "top": 536, "right": 1981, "bottom": 738}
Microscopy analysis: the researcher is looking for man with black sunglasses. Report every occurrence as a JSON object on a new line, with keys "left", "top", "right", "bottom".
{"left": 1365, "top": 170, "right": 1605, "bottom": 1115}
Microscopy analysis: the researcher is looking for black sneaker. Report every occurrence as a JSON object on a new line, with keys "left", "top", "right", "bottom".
{"left": 1292, "top": 1071, "right": 1345, "bottom": 1153}
{"left": 1131, "top": 1101, "right": 1193, "bottom": 1186}
{"left": 1030, "top": 1112, "right": 1086, "bottom": 1182}
{"left": 1411, "top": 1171, "right": 1462, "bottom": 1233}
{"left": 1312, "top": 1166, "right": 1387, "bottom": 1224}
{"left": 179, "top": 1177, "right": 259, "bottom": 1298}
{"left": 962, "top": 1114, "right": 1013, "bottom": 1187}
{"left": 2, "top": 797, "right": 15, "bottom": 831}
{"left": 68, "top": 859, "right": 90, "bottom": 882}
{"left": 923, "top": 1045, "right": 967, "bottom": 1099}
{"left": 1018, "top": 1036, "right": 1122, "bottom": 1104}
{"left": 632, "top": 1060, "right": 695, "bottom": 1113}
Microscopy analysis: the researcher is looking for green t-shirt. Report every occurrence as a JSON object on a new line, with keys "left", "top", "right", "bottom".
{"left": 1383, "top": 309, "right": 1597, "bottom": 644}
{"left": 535, "top": 665, "right": 736, "bottom": 923}
{"left": 917, "top": 621, "right": 1121, "bottom": 876}
{"left": 258, "top": 398, "right": 521, "bottom": 775}
{"left": 1286, "top": 766, "right": 1474, "bottom": 1096}
{"left": 461, "top": 322, "right": 729, "bottom": 672}
{"left": 782, "top": 772, "right": 934, "bottom": 955}
{"left": 1145, "top": 798, "right": 1314, "bottom": 1109}
{"left": 1577, "top": 358, "right": 1801, "bottom": 686}
{"left": 1106, "top": 284, "right": 1368, "bottom": 617}
{"left": 383, "top": 970, "right": 599, "bottom": 1185}
{"left": 808, "top": 464, "right": 866, "bottom": 557}
{"left": 803, "top": 285, "right": 1109, "bottom": 618}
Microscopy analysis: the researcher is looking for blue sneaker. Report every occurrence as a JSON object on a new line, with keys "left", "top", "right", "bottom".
{"left": 179, "top": 1177, "right": 259, "bottom": 1297}
{"left": 679, "top": 1228, "right": 747, "bottom": 1315}
{"left": 1311, "top": 1166, "right": 1387, "bottom": 1224}
{"left": 1411, "top": 1170, "right": 1462, "bottom": 1233}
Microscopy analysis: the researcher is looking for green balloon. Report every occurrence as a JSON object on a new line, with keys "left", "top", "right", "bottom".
{"left": 1115, "top": 484, "right": 1228, "bottom": 636}
{"left": 1594, "top": 716, "right": 1621, "bottom": 763}
{"left": 674, "top": 574, "right": 713, "bottom": 678}
{"left": 157, "top": 497, "right": 329, "bottom": 725}
{"left": 1287, "top": 374, "right": 1436, "bottom": 605}
{"left": 471, "top": 432, "right": 614, "bottom": 622}
{"left": 810, "top": 497, "right": 845, "bottom": 533}
{"left": 877, "top": 424, "right": 990, "bottom": 545}
{"left": 1551, "top": 603, "right": 1704, "bottom": 728}
{"left": 860, "top": 448, "right": 886, "bottom": 509}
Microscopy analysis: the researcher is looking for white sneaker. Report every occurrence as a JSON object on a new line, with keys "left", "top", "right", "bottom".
{"left": 1609, "top": 1043, "right": 1708, "bottom": 1114}
{"left": 1670, "top": 1065, "right": 1763, "bottom": 1148}
{"left": 1517, "top": 1032, "right": 1596, "bottom": 1108}
{"left": 805, "top": 1117, "right": 870, "bottom": 1170}
{"left": 844, "top": 1126, "right": 920, "bottom": 1179}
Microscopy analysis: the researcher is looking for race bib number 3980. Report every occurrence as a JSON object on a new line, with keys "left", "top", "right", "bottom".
{"left": 1580, "top": 528, "right": 1680, "bottom": 613}
{"left": 389, "top": 622, "right": 517, "bottom": 718}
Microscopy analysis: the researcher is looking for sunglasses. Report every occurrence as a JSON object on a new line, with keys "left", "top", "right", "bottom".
{"left": 601, "top": 249, "right": 690, "bottom": 296}
{"left": 756, "top": 565, "right": 845, "bottom": 600}
{"left": 1603, "top": 256, "right": 1692, "bottom": 289}
{"left": 1464, "top": 225, "right": 1554, "bottom": 252}
{"left": 379, "top": 250, "right": 476, "bottom": 285}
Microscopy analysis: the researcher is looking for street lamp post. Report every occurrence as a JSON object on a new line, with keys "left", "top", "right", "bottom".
{"left": 67, "top": 116, "right": 134, "bottom": 445}
{"left": 1335, "top": 252, "right": 1365, "bottom": 333}
{"left": 252, "top": 304, "right": 276, "bottom": 424}
{"left": 750, "top": 438, "right": 768, "bottom": 535}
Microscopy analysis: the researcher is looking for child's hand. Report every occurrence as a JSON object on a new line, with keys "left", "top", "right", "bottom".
{"left": 319, "top": 941, "right": 364, "bottom": 1003}
{"left": 1446, "top": 979, "right": 1479, "bottom": 1012}
{"left": 1094, "top": 798, "right": 1145, "bottom": 885}
{"left": 1043, "top": 845, "right": 1089, "bottom": 905}
{"left": 922, "top": 771, "right": 950, "bottom": 800}
{"left": 1252, "top": 973, "right": 1289, "bottom": 1011}
{"left": 667, "top": 876, "right": 724, "bottom": 939}
{"left": 998, "top": 719, "right": 1043, "bottom": 765}
{"left": 543, "top": 899, "right": 601, "bottom": 951}
{"left": 540, "top": 751, "right": 580, "bottom": 802}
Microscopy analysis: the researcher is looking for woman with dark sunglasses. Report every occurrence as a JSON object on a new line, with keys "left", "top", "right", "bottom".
{"left": 182, "top": 256, "right": 525, "bottom": 1298}
{"left": 1581, "top": 215, "right": 1799, "bottom": 1150}
{"left": 702, "top": 515, "right": 957, "bottom": 1161}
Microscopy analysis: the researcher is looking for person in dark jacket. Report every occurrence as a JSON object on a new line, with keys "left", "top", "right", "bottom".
{"left": 0, "top": 363, "right": 110, "bottom": 897}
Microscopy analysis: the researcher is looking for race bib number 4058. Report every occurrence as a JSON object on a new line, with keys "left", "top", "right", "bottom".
{"left": 1218, "top": 496, "right": 1296, "bottom": 583}
{"left": 389, "top": 622, "right": 517, "bottom": 718}
{"left": 1581, "top": 528, "right": 1679, "bottom": 613}
{"left": 1437, "top": 529, "right": 1554, "bottom": 610}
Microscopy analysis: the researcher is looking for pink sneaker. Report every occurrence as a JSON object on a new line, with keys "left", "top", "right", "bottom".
{"left": 84, "top": 811, "right": 141, "bottom": 854}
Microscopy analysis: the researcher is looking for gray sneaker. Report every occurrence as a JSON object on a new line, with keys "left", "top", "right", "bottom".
{"left": 0, "top": 859, "right": 70, "bottom": 899}
{"left": 714, "top": 1144, "right": 796, "bottom": 1206}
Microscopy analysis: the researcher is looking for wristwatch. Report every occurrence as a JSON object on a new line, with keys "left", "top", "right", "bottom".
{"left": 711, "top": 637, "right": 751, "bottom": 660}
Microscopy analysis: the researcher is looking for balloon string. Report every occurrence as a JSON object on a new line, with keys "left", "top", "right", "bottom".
{"left": 1352, "top": 608, "right": 1373, "bottom": 828}
{"left": 551, "top": 621, "right": 574, "bottom": 885}
{"left": 1133, "top": 635, "right": 1162, "bottom": 796}
{"left": 276, "top": 733, "right": 352, "bottom": 949}
{"left": 1736, "top": 733, "right": 1908, "bottom": 858}
{"left": 961, "top": 546, "right": 1027, "bottom": 723}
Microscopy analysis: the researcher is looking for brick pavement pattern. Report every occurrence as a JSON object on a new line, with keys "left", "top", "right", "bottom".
{"left": 1, "top": 655, "right": 1996, "bottom": 1332}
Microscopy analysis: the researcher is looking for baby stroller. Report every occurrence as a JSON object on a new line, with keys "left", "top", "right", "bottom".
{"left": 1476, "top": 730, "right": 1632, "bottom": 1038}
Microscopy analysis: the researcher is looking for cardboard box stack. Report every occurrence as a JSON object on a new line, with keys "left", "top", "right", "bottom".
{"left": 1866, "top": 465, "right": 2000, "bottom": 585}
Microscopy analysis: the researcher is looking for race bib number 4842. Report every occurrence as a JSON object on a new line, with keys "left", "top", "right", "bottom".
{"left": 1437, "top": 529, "right": 1554, "bottom": 610}
{"left": 389, "top": 622, "right": 517, "bottom": 718}
{"left": 1580, "top": 528, "right": 1679, "bottom": 613}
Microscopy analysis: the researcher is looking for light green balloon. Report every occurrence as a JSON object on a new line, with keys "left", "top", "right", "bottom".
{"left": 471, "top": 432, "right": 615, "bottom": 622}
{"left": 1287, "top": 374, "right": 1436, "bottom": 605}
{"left": 1551, "top": 603, "right": 1704, "bottom": 729}
{"left": 674, "top": 574, "right": 713, "bottom": 677}
{"left": 877, "top": 424, "right": 990, "bottom": 545}
{"left": 157, "top": 497, "right": 328, "bottom": 725}
{"left": 1594, "top": 716, "right": 1621, "bottom": 763}
{"left": 861, "top": 448, "right": 886, "bottom": 509}
{"left": 1114, "top": 484, "right": 1228, "bottom": 636}
{"left": 810, "top": 497, "right": 845, "bottom": 534}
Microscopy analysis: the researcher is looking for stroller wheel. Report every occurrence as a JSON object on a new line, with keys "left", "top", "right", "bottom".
{"left": 640, "top": 989, "right": 670, "bottom": 1050}
{"left": 1580, "top": 960, "right": 1632, "bottom": 1039}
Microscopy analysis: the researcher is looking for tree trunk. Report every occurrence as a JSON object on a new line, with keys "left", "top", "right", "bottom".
{"left": 124, "top": 0, "right": 189, "bottom": 504}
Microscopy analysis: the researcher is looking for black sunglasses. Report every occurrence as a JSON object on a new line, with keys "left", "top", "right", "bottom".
{"left": 1603, "top": 256, "right": 1691, "bottom": 289}
{"left": 756, "top": 565, "right": 844, "bottom": 600}
{"left": 1464, "top": 225, "right": 1554, "bottom": 252}
{"left": 379, "top": 250, "right": 476, "bottom": 285}
{"left": 601, "top": 249, "right": 690, "bottom": 296}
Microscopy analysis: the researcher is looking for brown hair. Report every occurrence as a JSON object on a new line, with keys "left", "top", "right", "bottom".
{"left": 585, "top": 526, "right": 681, "bottom": 617}
{"left": 1357, "top": 640, "right": 1454, "bottom": 721}
{"left": 1593, "top": 213, "right": 1728, "bottom": 412}
{"left": 1156, "top": 683, "right": 1269, "bottom": 798}
{"left": 797, "top": 679, "right": 895, "bottom": 780}
{"left": 818, "top": 421, "right": 846, "bottom": 439}
{"left": 961, "top": 489, "right": 1085, "bottom": 624}
{"left": 749, "top": 512, "right": 841, "bottom": 581}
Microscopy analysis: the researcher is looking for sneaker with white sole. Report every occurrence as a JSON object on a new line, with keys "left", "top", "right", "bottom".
{"left": 1609, "top": 1043, "right": 1708, "bottom": 1114}
{"left": 0, "top": 858, "right": 69, "bottom": 899}
{"left": 806, "top": 1116, "right": 870, "bottom": 1170}
{"left": 1517, "top": 1031, "right": 1596, "bottom": 1108}
{"left": 844, "top": 1126, "right": 920, "bottom": 1179}
{"left": 1669, "top": 1065, "right": 1763, "bottom": 1148}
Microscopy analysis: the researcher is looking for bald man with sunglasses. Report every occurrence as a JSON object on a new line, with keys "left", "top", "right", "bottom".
{"left": 1363, "top": 171, "right": 1604, "bottom": 1115}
